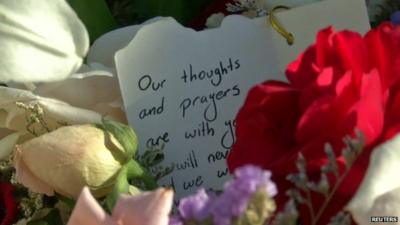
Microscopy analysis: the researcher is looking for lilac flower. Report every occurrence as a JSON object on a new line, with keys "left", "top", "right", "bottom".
{"left": 170, "top": 165, "right": 277, "bottom": 225}
{"left": 178, "top": 188, "right": 214, "bottom": 221}
{"left": 211, "top": 165, "right": 277, "bottom": 225}
{"left": 233, "top": 164, "right": 277, "bottom": 196}
{"left": 168, "top": 216, "right": 183, "bottom": 225}
{"left": 391, "top": 11, "right": 400, "bottom": 25}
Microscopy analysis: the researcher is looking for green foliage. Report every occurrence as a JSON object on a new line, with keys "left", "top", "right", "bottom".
{"left": 69, "top": 0, "right": 215, "bottom": 36}
{"left": 68, "top": 0, "right": 117, "bottom": 42}
{"left": 55, "top": 193, "right": 76, "bottom": 209}
{"left": 270, "top": 131, "right": 365, "bottom": 225}
{"left": 131, "top": 0, "right": 214, "bottom": 25}
{"left": 371, "top": 0, "right": 400, "bottom": 27}
{"left": 106, "top": 0, "right": 145, "bottom": 26}
{"left": 103, "top": 158, "right": 160, "bottom": 212}
{"left": 27, "top": 209, "right": 63, "bottom": 225}
{"left": 105, "top": 166, "right": 130, "bottom": 212}
{"left": 137, "top": 145, "right": 175, "bottom": 181}
{"left": 99, "top": 118, "right": 138, "bottom": 161}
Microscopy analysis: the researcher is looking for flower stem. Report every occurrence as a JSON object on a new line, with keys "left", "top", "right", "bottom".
{"left": 311, "top": 164, "right": 353, "bottom": 225}
{"left": 305, "top": 187, "right": 315, "bottom": 222}
{"left": 126, "top": 160, "right": 158, "bottom": 190}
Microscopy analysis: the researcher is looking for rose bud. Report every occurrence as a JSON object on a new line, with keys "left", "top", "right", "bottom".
{"left": 14, "top": 124, "right": 135, "bottom": 199}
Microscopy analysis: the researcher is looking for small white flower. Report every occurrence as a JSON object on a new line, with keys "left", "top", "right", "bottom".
{"left": 206, "top": 13, "right": 225, "bottom": 28}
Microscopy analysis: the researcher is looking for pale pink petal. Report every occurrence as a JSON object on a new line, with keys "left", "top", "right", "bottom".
{"left": 67, "top": 187, "right": 118, "bottom": 225}
{"left": 112, "top": 188, "right": 174, "bottom": 225}
{"left": 14, "top": 145, "right": 54, "bottom": 195}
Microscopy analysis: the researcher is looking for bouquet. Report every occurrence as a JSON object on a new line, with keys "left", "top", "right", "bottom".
{"left": 1, "top": 0, "right": 400, "bottom": 225}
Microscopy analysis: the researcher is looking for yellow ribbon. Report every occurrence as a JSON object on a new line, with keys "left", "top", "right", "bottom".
{"left": 268, "top": 6, "right": 294, "bottom": 45}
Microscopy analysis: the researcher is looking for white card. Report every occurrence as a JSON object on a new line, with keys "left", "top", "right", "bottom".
{"left": 115, "top": 16, "right": 281, "bottom": 200}
{"left": 115, "top": 0, "right": 370, "bottom": 201}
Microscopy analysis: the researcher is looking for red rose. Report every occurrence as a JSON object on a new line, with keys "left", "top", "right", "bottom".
{"left": 227, "top": 22, "right": 400, "bottom": 224}
{"left": 0, "top": 183, "right": 17, "bottom": 225}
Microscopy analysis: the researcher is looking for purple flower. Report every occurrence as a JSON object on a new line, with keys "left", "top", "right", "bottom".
{"left": 171, "top": 165, "right": 277, "bottom": 225}
{"left": 178, "top": 188, "right": 213, "bottom": 221}
{"left": 234, "top": 164, "right": 278, "bottom": 197}
{"left": 211, "top": 165, "right": 277, "bottom": 225}
{"left": 169, "top": 216, "right": 184, "bottom": 225}
{"left": 391, "top": 11, "right": 400, "bottom": 25}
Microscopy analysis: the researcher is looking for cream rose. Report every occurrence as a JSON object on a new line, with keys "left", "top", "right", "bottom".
{"left": 14, "top": 124, "right": 132, "bottom": 198}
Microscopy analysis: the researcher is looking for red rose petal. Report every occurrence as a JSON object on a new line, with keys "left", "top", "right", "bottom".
{"left": 366, "top": 22, "right": 400, "bottom": 90}
{"left": 286, "top": 45, "right": 318, "bottom": 88}
{"left": 333, "top": 30, "right": 368, "bottom": 88}
{"left": 228, "top": 81, "right": 300, "bottom": 172}
{"left": 227, "top": 22, "right": 400, "bottom": 225}
{"left": 351, "top": 69, "right": 384, "bottom": 144}
{"left": 0, "top": 183, "right": 17, "bottom": 225}
{"left": 316, "top": 26, "right": 335, "bottom": 68}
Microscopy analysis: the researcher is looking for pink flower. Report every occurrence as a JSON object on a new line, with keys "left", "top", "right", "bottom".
{"left": 67, "top": 187, "right": 173, "bottom": 225}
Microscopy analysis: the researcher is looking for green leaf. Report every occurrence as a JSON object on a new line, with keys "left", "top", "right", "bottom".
{"left": 126, "top": 160, "right": 158, "bottom": 190}
{"left": 140, "top": 148, "right": 165, "bottom": 167}
{"left": 100, "top": 118, "right": 138, "bottom": 160}
{"left": 68, "top": 0, "right": 117, "bottom": 42}
{"left": 133, "top": 0, "right": 213, "bottom": 24}
{"left": 105, "top": 165, "right": 129, "bottom": 211}
{"left": 27, "top": 209, "right": 63, "bottom": 225}
{"left": 55, "top": 192, "right": 76, "bottom": 209}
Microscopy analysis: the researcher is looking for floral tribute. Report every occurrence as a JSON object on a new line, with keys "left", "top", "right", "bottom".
{"left": 1, "top": 0, "right": 400, "bottom": 225}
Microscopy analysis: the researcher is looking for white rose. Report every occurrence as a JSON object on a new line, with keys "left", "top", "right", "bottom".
{"left": 0, "top": 0, "right": 88, "bottom": 83}
{"left": 0, "top": 0, "right": 132, "bottom": 160}
{"left": 347, "top": 134, "right": 400, "bottom": 225}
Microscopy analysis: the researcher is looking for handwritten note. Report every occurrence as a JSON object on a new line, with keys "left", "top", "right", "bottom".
{"left": 115, "top": 16, "right": 281, "bottom": 199}
{"left": 115, "top": 0, "right": 370, "bottom": 201}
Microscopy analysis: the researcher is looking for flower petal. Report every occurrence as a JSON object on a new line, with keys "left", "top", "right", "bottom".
{"left": 0, "top": 132, "right": 21, "bottom": 160}
{"left": 227, "top": 81, "right": 301, "bottom": 172}
{"left": 346, "top": 134, "right": 400, "bottom": 223}
{"left": 0, "top": 0, "right": 89, "bottom": 82}
{"left": 0, "top": 86, "right": 102, "bottom": 133}
{"left": 112, "top": 188, "right": 174, "bottom": 225}
{"left": 67, "top": 187, "right": 118, "bottom": 225}
{"left": 16, "top": 125, "right": 123, "bottom": 198}
{"left": 14, "top": 145, "right": 54, "bottom": 196}
{"left": 368, "top": 186, "right": 400, "bottom": 217}
{"left": 32, "top": 65, "right": 127, "bottom": 123}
